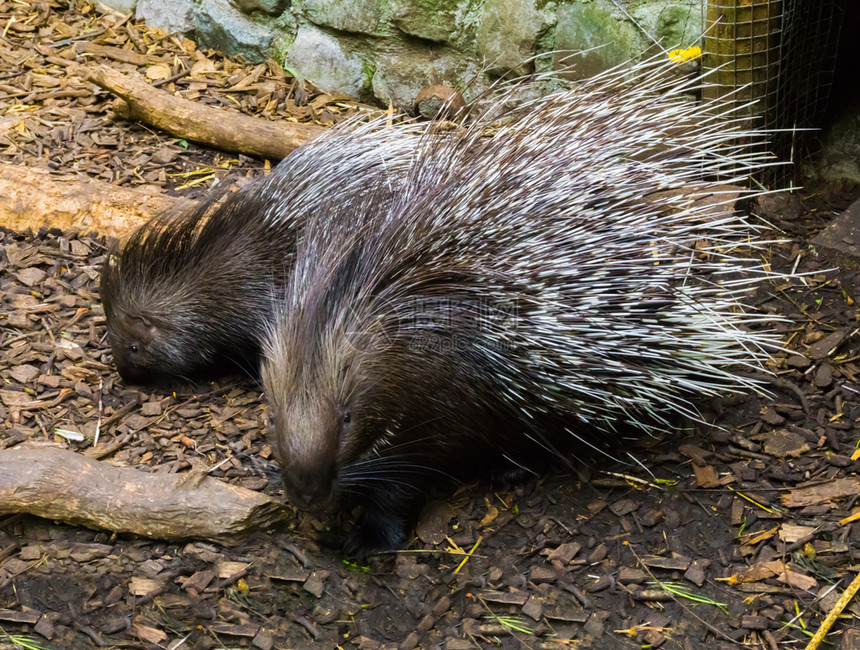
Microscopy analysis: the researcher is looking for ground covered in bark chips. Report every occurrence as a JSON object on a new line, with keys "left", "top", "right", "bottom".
{"left": 3, "top": 2, "right": 860, "bottom": 649}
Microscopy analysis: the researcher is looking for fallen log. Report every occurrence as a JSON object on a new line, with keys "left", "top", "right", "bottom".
{"left": 70, "top": 63, "right": 328, "bottom": 161}
{"left": 0, "top": 163, "right": 184, "bottom": 239}
{"left": 0, "top": 447, "right": 286, "bottom": 541}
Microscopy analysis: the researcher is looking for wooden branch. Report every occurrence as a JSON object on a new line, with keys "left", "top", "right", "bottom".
{"left": 0, "top": 448, "right": 286, "bottom": 541}
{"left": 0, "top": 163, "right": 184, "bottom": 239}
{"left": 70, "top": 63, "right": 327, "bottom": 160}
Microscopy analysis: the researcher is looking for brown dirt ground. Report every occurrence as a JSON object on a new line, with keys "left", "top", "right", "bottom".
{"left": 3, "top": 2, "right": 860, "bottom": 649}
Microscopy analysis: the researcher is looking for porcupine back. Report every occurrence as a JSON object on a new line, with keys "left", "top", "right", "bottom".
{"left": 261, "top": 56, "right": 788, "bottom": 554}
{"left": 100, "top": 119, "right": 420, "bottom": 384}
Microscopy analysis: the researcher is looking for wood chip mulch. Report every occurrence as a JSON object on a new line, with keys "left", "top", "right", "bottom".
{"left": 0, "top": 0, "right": 371, "bottom": 198}
{"left": 3, "top": 2, "right": 860, "bottom": 649}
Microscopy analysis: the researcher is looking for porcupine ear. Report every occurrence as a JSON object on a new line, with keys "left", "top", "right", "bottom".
{"left": 118, "top": 312, "right": 158, "bottom": 344}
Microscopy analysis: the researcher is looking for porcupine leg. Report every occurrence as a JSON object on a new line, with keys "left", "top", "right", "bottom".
{"left": 344, "top": 484, "right": 423, "bottom": 558}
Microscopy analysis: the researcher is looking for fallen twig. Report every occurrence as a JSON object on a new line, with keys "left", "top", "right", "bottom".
{"left": 804, "top": 571, "right": 860, "bottom": 650}
{"left": 71, "top": 63, "right": 327, "bottom": 160}
{"left": 0, "top": 447, "right": 285, "bottom": 540}
{"left": 0, "top": 163, "right": 182, "bottom": 239}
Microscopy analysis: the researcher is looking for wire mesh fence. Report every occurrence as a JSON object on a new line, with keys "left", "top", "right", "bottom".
{"left": 701, "top": 0, "right": 846, "bottom": 186}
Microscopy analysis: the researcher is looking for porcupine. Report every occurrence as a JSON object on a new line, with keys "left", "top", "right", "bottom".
{"left": 261, "top": 56, "right": 787, "bottom": 556}
{"left": 99, "top": 120, "right": 420, "bottom": 384}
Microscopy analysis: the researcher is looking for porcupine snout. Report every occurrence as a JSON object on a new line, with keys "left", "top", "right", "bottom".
{"left": 267, "top": 398, "right": 342, "bottom": 511}
{"left": 282, "top": 461, "right": 336, "bottom": 509}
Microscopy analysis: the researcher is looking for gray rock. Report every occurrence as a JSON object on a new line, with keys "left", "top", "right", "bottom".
{"left": 647, "top": 2, "right": 700, "bottom": 49}
{"left": 476, "top": 0, "right": 551, "bottom": 75}
{"left": 371, "top": 45, "right": 484, "bottom": 112}
{"left": 286, "top": 26, "right": 367, "bottom": 97}
{"left": 804, "top": 98, "right": 860, "bottom": 184}
{"left": 414, "top": 85, "right": 466, "bottom": 119}
{"left": 554, "top": 0, "right": 640, "bottom": 79}
{"left": 195, "top": 0, "right": 276, "bottom": 63}
{"left": 98, "top": 0, "right": 138, "bottom": 14}
{"left": 807, "top": 329, "right": 850, "bottom": 361}
{"left": 619, "top": 2, "right": 701, "bottom": 55}
{"left": 391, "top": 0, "right": 461, "bottom": 43}
{"left": 812, "top": 197, "right": 860, "bottom": 270}
{"left": 136, "top": 0, "right": 195, "bottom": 34}
{"left": 231, "top": 0, "right": 289, "bottom": 17}
{"left": 303, "top": 0, "right": 385, "bottom": 36}
{"left": 133, "top": 0, "right": 705, "bottom": 109}
{"left": 814, "top": 363, "right": 833, "bottom": 388}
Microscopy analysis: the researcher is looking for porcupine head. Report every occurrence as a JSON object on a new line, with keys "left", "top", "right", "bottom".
{"left": 260, "top": 212, "right": 537, "bottom": 557}
{"left": 100, "top": 189, "right": 294, "bottom": 385}
{"left": 98, "top": 117, "right": 424, "bottom": 386}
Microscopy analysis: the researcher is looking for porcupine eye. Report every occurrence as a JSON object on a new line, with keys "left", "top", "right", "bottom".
{"left": 126, "top": 343, "right": 143, "bottom": 361}
{"left": 339, "top": 410, "right": 352, "bottom": 450}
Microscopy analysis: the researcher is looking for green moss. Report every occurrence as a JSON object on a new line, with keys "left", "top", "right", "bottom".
{"left": 655, "top": 4, "right": 698, "bottom": 49}
{"left": 389, "top": 0, "right": 472, "bottom": 44}
{"left": 533, "top": 28, "right": 557, "bottom": 73}
{"left": 554, "top": 0, "right": 640, "bottom": 77}
{"left": 454, "top": 0, "right": 487, "bottom": 35}
{"left": 361, "top": 59, "right": 377, "bottom": 89}
{"left": 271, "top": 10, "right": 299, "bottom": 61}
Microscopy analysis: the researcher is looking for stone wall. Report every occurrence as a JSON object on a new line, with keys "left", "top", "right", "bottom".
{"left": 104, "top": 0, "right": 702, "bottom": 111}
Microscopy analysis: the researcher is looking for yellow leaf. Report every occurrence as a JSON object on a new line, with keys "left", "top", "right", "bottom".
{"left": 480, "top": 504, "right": 499, "bottom": 527}
{"left": 146, "top": 64, "right": 172, "bottom": 81}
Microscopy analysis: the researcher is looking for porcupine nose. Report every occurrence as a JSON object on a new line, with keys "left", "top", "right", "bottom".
{"left": 286, "top": 465, "right": 335, "bottom": 510}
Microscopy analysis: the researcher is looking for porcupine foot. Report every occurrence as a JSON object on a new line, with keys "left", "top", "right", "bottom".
{"left": 344, "top": 508, "right": 408, "bottom": 559}
{"left": 342, "top": 490, "right": 419, "bottom": 559}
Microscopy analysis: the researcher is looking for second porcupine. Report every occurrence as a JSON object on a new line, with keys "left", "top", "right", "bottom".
{"left": 261, "top": 57, "right": 790, "bottom": 556}
{"left": 99, "top": 121, "right": 419, "bottom": 384}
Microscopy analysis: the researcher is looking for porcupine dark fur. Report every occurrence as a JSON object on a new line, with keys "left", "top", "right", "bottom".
{"left": 260, "top": 57, "right": 788, "bottom": 556}
{"left": 100, "top": 120, "right": 419, "bottom": 384}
